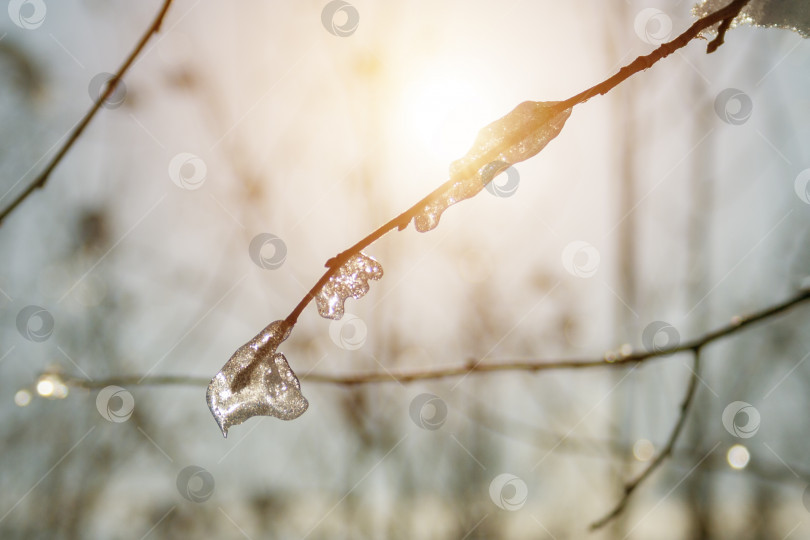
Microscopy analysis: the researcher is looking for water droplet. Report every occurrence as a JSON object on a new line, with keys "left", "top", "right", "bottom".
{"left": 633, "top": 439, "right": 655, "bottom": 461}
{"left": 206, "top": 320, "right": 308, "bottom": 437}
{"left": 35, "top": 373, "right": 68, "bottom": 399}
{"left": 316, "top": 252, "right": 383, "bottom": 320}
{"left": 14, "top": 389, "right": 32, "bottom": 407}
{"left": 413, "top": 101, "right": 571, "bottom": 232}
{"left": 727, "top": 444, "right": 750, "bottom": 470}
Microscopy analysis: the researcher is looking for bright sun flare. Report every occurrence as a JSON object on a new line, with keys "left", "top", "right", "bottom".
{"left": 400, "top": 74, "right": 492, "bottom": 162}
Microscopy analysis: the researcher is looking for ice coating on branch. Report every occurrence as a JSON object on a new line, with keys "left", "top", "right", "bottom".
{"left": 413, "top": 101, "right": 572, "bottom": 232}
{"left": 413, "top": 177, "right": 487, "bottom": 232}
{"left": 316, "top": 252, "right": 383, "bottom": 320}
{"left": 206, "top": 320, "right": 308, "bottom": 437}
{"left": 695, "top": 0, "right": 810, "bottom": 38}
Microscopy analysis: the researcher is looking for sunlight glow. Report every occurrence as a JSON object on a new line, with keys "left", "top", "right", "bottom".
{"left": 36, "top": 379, "right": 54, "bottom": 397}
{"left": 35, "top": 374, "right": 69, "bottom": 399}
{"left": 727, "top": 444, "right": 750, "bottom": 470}
{"left": 400, "top": 74, "right": 489, "bottom": 162}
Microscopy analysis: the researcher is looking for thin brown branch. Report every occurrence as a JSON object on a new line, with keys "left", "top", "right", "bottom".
{"left": 284, "top": 0, "right": 752, "bottom": 329}
{"left": 554, "top": 0, "right": 751, "bottom": 112}
{"left": 589, "top": 351, "right": 702, "bottom": 530}
{"left": 57, "top": 288, "right": 810, "bottom": 388}
{"left": 0, "top": 0, "right": 174, "bottom": 225}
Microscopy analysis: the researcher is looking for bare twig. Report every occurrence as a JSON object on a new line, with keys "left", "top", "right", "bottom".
{"left": 589, "top": 351, "right": 702, "bottom": 530}
{"left": 553, "top": 0, "right": 751, "bottom": 113}
{"left": 57, "top": 288, "right": 810, "bottom": 388}
{"left": 0, "top": 0, "right": 174, "bottom": 225}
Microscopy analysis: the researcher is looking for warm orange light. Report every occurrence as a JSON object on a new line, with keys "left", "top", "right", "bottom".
{"left": 398, "top": 73, "right": 491, "bottom": 162}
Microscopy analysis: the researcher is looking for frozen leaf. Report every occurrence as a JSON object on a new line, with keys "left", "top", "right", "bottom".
{"left": 413, "top": 101, "right": 571, "bottom": 232}
{"left": 206, "top": 320, "right": 308, "bottom": 437}
{"left": 449, "top": 101, "right": 572, "bottom": 181}
{"left": 316, "top": 252, "right": 383, "bottom": 320}
{"left": 695, "top": 0, "right": 810, "bottom": 38}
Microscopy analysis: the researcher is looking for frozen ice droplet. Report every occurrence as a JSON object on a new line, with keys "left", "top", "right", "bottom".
{"left": 413, "top": 177, "right": 486, "bottom": 232}
{"left": 316, "top": 252, "right": 383, "bottom": 320}
{"left": 206, "top": 320, "right": 308, "bottom": 437}
{"left": 413, "top": 101, "right": 571, "bottom": 233}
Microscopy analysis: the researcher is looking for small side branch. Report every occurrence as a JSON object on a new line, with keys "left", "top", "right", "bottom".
{"left": 0, "top": 0, "right": 174, "bottom": 225}
{"left": 707, "top": 0, "right": 749, "bottom": 53}
{"left": 589, "top": 350, "right": 702, "bottom": 530}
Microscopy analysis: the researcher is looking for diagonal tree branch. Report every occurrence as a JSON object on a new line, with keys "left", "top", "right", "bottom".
{"left": 282, "top": 0, "right": 752, "bottom": 330}
{"left": 0, "top": 0, "right": 174, "bottom": 225}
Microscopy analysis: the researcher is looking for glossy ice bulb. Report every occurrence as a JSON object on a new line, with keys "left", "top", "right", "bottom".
{"left": 316, "top": 252, "right": 383, "bottom": 320}
{"left": 206, "top": 320, "right": 308, "bottom": 437}
{"left": 413, "top": 101, "right": 572, "bottom": 232}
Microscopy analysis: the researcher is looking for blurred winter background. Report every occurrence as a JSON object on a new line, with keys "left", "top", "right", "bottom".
{"left": 1, "top": 0, "right": 810, "bottom": 538}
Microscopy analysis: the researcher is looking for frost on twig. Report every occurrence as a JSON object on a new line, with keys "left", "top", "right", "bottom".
{"left": 413, "top": 101, "right": 571, "bottom": 232}
{"left": 695, "top": 0, "right": 810, "bottom": 38}
{"left": 316, "top": 252, "right": 384, "bottom": 320}
{"left": 206, "top": 320, "right": 308, "bottom": 437}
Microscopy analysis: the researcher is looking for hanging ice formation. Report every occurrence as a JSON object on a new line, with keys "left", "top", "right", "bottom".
{"left": 206, "top": 320, "right": 308, "bottom": 437}
{"left": 413, "top": 101, "right": 572, "bottom": 232}
{"left": 316, "top": 252, "right": 384, "bottom": 320}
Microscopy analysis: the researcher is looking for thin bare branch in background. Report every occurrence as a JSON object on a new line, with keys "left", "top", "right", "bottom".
{"left": 590, "top": 351, "right": 703, "bottom": 530}
{"left": 54, "top": 288, "right": 810, "bottom": 388}
{"left": 0, "top": 0, "right": 174, "bottom": 225}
